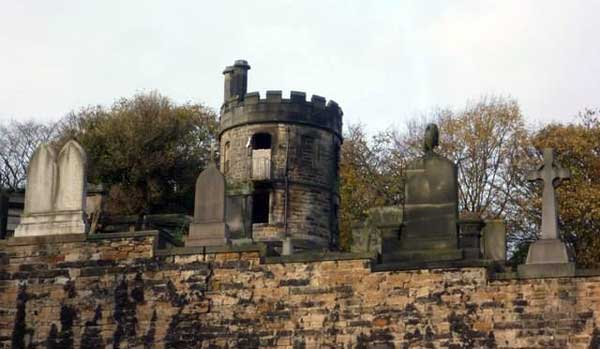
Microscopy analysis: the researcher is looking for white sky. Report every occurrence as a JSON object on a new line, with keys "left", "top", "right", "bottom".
{"left": 1, "top": 1, "right": 599, "bottom": 134}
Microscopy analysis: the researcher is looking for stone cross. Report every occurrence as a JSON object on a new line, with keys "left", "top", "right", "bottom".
{"left": 528, "top": 148, "right": 570, "bottom": 240}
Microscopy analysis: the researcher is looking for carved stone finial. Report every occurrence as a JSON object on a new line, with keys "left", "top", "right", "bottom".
{"left": 423, "top": 123, "right": 439, "bottom": 154}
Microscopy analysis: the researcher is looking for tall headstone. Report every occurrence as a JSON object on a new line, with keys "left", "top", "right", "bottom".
{"left": 383, "top": 123, "right": 462, "bottom": 263}
{"left": 186, "top": 147, "right": 229, "bottom": 247}
{"left": 518, "top": 148, "right": 574, "bottom": 277}
{"left": 14, "top": 140, "right": 87, "bottom": 237}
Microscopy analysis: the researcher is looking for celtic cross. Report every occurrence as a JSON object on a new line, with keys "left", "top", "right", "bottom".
{"left": 528, "top": 148, "right": 570, "bottom": 240}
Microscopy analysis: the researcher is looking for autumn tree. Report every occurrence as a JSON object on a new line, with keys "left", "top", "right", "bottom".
{"left": 58, "top": 91, "right": 218, "bottom": 216}
{"left": 0, "top": 120, "right": 58, "bottom": 192}
{"left": 338, "top": 123, "right": 403, "bottom": 250}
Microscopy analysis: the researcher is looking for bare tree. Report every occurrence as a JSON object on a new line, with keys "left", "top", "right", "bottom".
{"left": 0, "top": 120, "right": 59, "bottom": 192}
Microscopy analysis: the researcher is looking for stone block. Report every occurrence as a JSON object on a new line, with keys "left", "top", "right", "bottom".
{"left": 186, "top": 222, "right": 228, "bottom": 247}
{"left": 367, "top": 206, "right": 402, "bottom": 228}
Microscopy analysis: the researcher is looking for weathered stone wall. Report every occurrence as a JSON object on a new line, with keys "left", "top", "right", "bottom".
{"left": 2, "top": 234, "right": 600, "bottom": 348}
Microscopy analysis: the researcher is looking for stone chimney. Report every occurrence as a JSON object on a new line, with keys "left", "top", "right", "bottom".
{"left": 223, "top": 59, "right": 251, "bottom": 102}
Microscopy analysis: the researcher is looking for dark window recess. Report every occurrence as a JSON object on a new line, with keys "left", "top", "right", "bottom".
{"left": 252, "top": 192, "right": 269, "bottom": 224}
{"left": 223, "top": 142, "right": 230, "bottom": 173}
{"left": 301, "top": 136, "right": 314, "bottom": 167}
{"left": 252, "top": 133, "right": 272, "bottom": 149}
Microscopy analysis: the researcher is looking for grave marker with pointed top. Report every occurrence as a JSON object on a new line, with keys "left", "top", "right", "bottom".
{"left": 186, "top": 145, "right": 229, "bottom": 247}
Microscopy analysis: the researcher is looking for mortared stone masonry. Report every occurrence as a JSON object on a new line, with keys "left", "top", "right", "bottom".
{"left": 2, "top": 233, "right": 600, "bottom": 348}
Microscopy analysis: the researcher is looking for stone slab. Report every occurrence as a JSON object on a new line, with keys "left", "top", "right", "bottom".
{"left": 194, "top": 164, "right": 226, "bottom": 224}
{"left": 517, "top": 262, "right": 575, "bottom": 279}
{"left": 186, "top": 222, "right": 228, "bottom": 247}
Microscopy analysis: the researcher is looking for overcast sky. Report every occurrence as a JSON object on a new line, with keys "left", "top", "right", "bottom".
{"left": 1, "top": 1, "right": 599, "bottom": 134}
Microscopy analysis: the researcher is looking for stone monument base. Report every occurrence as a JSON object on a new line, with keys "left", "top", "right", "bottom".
{"left": 382, "top": 248, "right": 463, "bottom": 264}
{"left": 186, "top": 222, "right": 229, "bottom": 247}
{"left": 14, "top": 211, "right": 87, "bottom": 237}
{"left": 517, "top": 262, "right": 575, "bottom": 278}
{"left": 517, "top": 239, "right": 574, "bottom": 278}
{"left": 525, "top": 239, "right": 570, "bottom": 264}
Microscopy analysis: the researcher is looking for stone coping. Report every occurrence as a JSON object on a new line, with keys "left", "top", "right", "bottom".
{"left": 263, "top": 252, "right": 376, "bottom": 264}
{"left": 2, "top": 230, "right": 159, "bottom": 247}
{"left": 86, "top": 230, "right": 159, "bottom": 240}
{"left": 372, "top": 259, "right": 495, "bottom": 272}
{"left": 155, "top": 243, "right": 267, "bottom": 257}
{"left": 492, "top": 268, "right": 600, "bottom": 280}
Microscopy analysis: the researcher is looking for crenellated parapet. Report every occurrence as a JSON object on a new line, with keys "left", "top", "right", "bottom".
{"left": 219, "top": 90, "right": 343, "bottom": 139}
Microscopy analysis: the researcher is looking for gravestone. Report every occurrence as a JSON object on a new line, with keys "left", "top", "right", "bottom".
{"left": 383, "top": 123, "right": 462, "bottom": 263}
{"left": 518, "top": 148, "right": 574, "bottom": 278}
{"left": 186, "top": 148, "right": 229, "bottom": 247}
{"left": 14, "top": 140, "right": 88, "bottom": 237}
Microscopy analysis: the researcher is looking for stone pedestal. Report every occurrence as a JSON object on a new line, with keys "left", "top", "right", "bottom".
{"left": 517, "top": 239, "right": 574, "bottom": 278}
{"left": 525, "top": 238, "right": 570, "bottom": 264}
{"left": 186, "top": 222, "right": 229, "bottom": 247}
{"left": 15, "top": 211, "right": 87, "bottom": 236}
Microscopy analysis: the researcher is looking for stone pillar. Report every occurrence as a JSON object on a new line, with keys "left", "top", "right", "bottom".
{"left": 482, "top": 219, "right": 506, "bottom": 261}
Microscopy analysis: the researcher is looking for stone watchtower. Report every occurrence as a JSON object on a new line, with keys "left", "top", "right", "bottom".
{"left": 219, "top": 60, "right": 343, "bottom": 251}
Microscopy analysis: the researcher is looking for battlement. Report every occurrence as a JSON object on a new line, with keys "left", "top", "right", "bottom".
{"left": 219, "top": 90, "right": 343, "bottom": 138}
